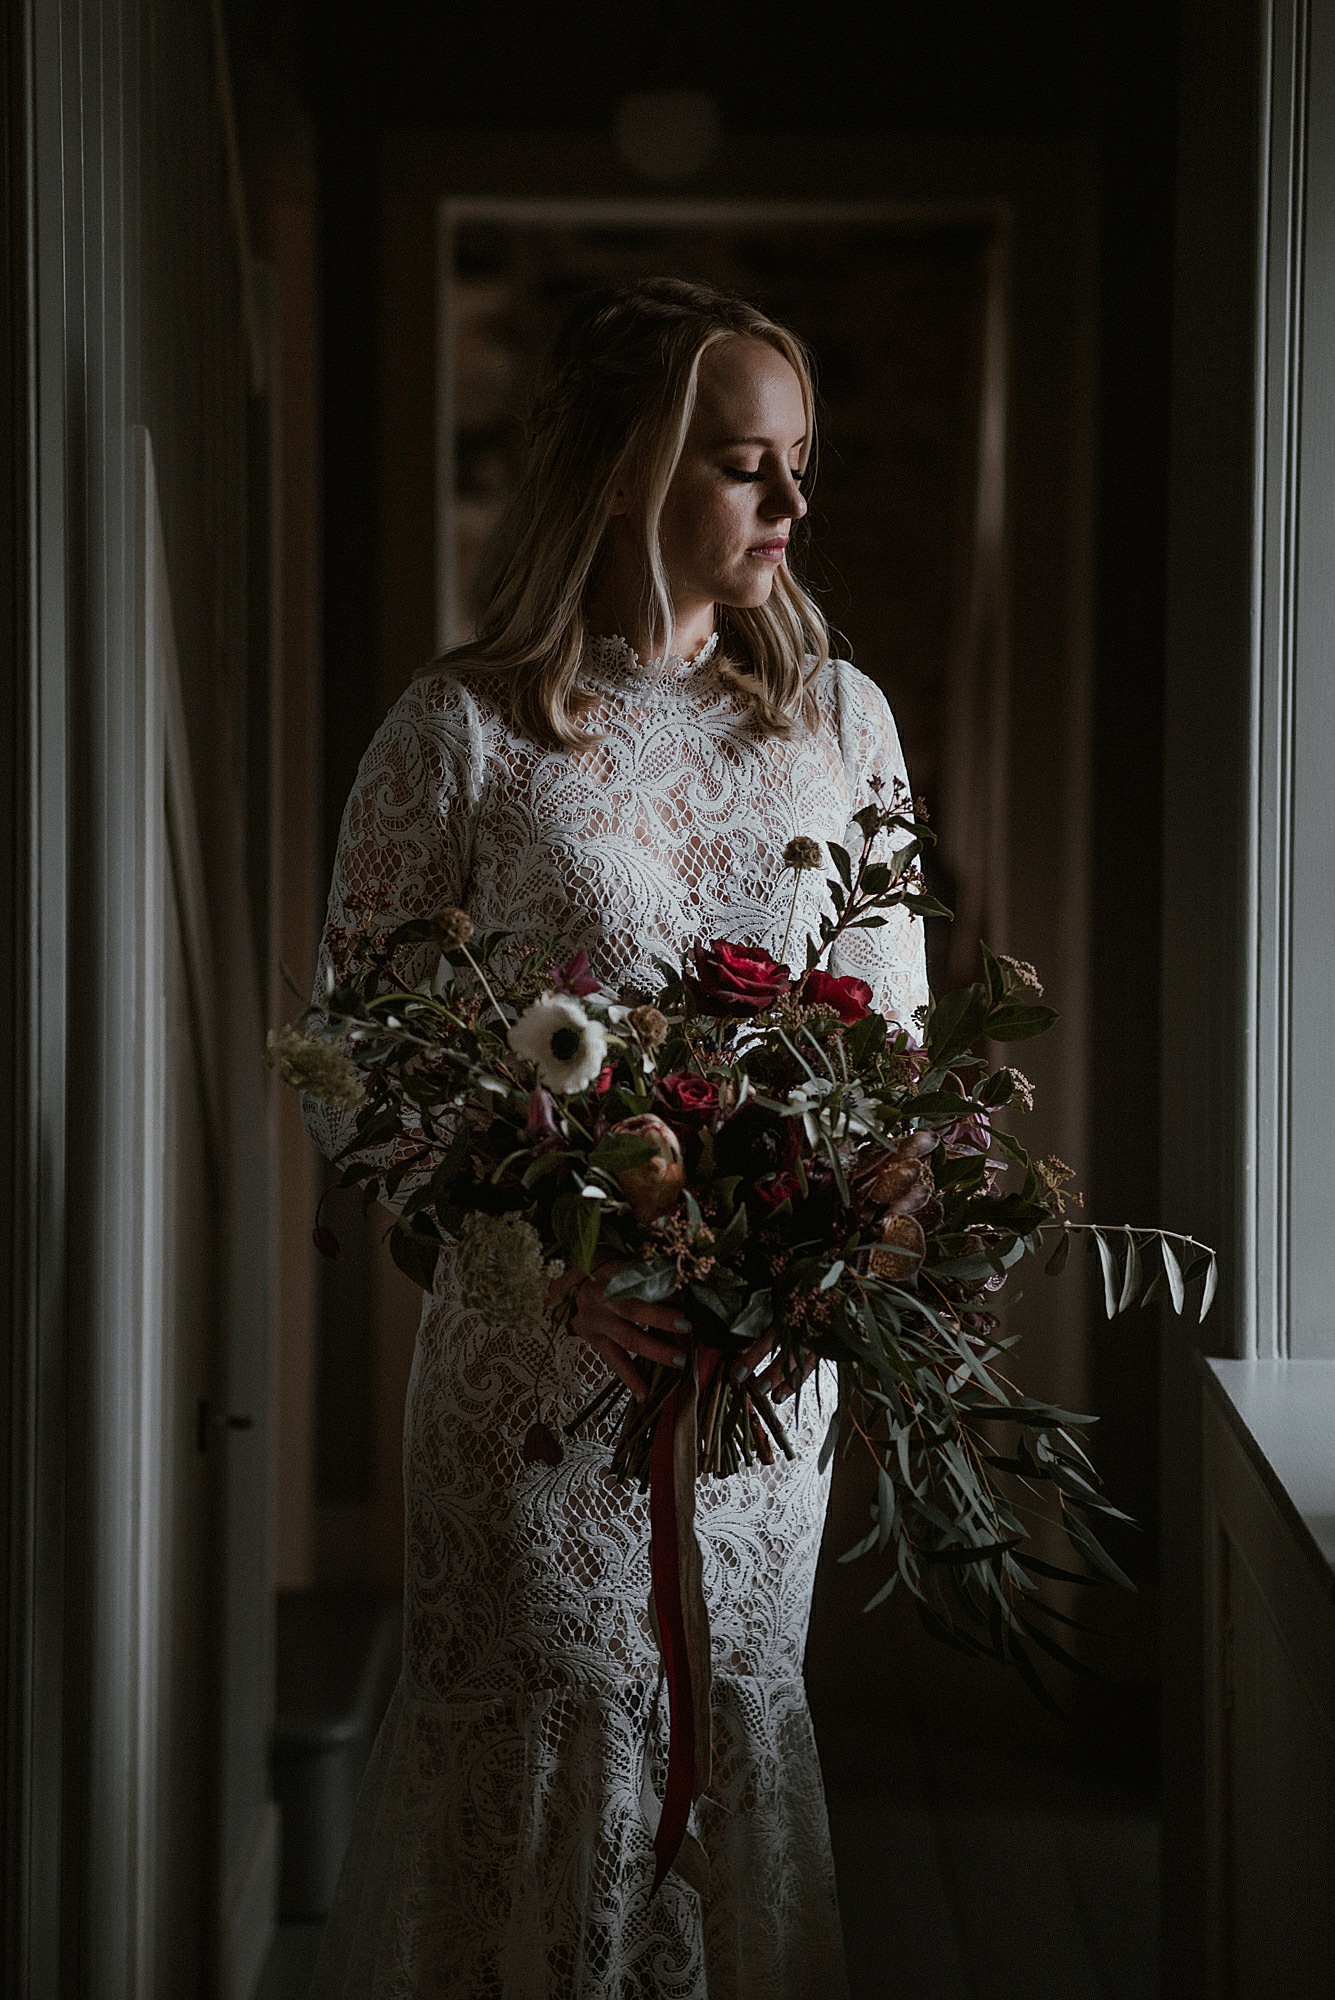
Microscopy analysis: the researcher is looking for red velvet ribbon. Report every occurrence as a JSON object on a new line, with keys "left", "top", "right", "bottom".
{"left": 648, "top": 1346, "right": 718, "bottom": 1893}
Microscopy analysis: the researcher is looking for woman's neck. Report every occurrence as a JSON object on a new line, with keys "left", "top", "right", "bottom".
{"left": 584, "top": 544, "right": 715, "bottom": 664}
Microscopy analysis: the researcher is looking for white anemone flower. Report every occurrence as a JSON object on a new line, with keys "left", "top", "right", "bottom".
{"left": 507, "top": 993, "right": 608, "bottom": 1094}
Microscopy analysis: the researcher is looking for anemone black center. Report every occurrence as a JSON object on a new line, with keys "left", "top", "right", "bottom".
{"left": 549, "top": 1027, "right": 582, "bottom": 1060}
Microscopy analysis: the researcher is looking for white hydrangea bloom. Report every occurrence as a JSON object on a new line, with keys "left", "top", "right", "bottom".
{"left": 454, "top": 1211, "right": 558, "bottom": 1337}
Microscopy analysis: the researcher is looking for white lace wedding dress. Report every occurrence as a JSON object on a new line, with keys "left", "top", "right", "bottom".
{"left": 304, "top": 636, "right": 928, "bottom": 2000}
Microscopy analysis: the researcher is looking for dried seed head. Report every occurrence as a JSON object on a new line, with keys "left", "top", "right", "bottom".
{"left": 432, "top": 906, "right": 475, "bottom": 950}
{"left": 627, "top": 1004, "right": 669, "bottom": 1050}
{"left": 782, "top": 835, "right": 824, "bottom": 871}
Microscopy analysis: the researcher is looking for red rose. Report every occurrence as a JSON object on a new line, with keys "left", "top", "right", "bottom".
{"left": 800, "top": 969, "right": 874, "bottom": 1024}
{"left": 755, "top": 1169, "right": 802, "bottom": 1211}
{"left": 686, "top": 941, "right": 793, "bottom": 1017}
{"left": 655, "top": 1072, "right": 721, "bottom": 1130}
{"left": 714, "top": 1101, "right": 802, "bottom": 1183}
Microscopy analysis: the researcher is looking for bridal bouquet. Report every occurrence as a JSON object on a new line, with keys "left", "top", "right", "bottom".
{"left": 270, "top": 782, "right": 1214, "bottom": 1883}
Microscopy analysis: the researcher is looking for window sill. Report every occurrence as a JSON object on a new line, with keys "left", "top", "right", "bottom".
{"left": 1205, "top": 1357, "right": 1335, "bottom": 1595}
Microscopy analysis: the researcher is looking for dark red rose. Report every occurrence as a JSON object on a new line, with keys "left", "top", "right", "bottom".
{"left": 714, "top": 1101, "right": 802, "bottom": 1184}
{"left": 755, "top": 1169, "right": 802, "bottom": 1211}
{"left": 799, "top": 969, "right": 874, "bottom": 1024}
{"left": 655, "top": 1072, "right": 721, "bottom": 1130}
{"left": 686, "top": 941, "right": 793, "bottom": 1017}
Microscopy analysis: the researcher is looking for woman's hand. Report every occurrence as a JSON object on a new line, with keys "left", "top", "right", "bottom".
{"left": 737, "top": 1334, "right": 819, "bottom": 1405}
{"left": 549, "top": 1262, "right": 690, "bottom": 1400}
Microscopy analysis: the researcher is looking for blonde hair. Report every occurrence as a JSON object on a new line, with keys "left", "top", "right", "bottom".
{"left": 428, "top": 276, "right": 831, "bottom": 744}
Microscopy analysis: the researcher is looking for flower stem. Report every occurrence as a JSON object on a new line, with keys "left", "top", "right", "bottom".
{"left": 461, "top": 943, "right": 508, "bottom": 1027}
{"left": 779, "top": 872, "right": 802, "bottom": 969}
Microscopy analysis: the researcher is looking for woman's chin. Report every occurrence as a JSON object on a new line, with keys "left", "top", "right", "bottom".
{"left": 720, "top": 573, "right": 780, "bottom": 612}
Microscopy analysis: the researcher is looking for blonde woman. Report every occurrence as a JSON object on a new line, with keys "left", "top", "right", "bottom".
{"left": 306, "top": 277, "right": 928, "bottom": 1999}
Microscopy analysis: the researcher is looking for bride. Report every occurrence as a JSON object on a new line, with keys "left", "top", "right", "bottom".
{"left": 304, "top": 275, "right": 928, "bottom": 1998}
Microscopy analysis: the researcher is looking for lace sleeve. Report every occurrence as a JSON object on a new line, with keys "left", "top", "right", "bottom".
{"left": 827, "top": 662, "right": 931, "bottom": 1031}
{"left": 302, "top": 674, "right": 484, "bottom": 1210}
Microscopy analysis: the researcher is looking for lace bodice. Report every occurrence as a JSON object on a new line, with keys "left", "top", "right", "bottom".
{"left": 306, "top": 648, "right": 928, "bottom": 2000}
{"left": 314, "top": 640, "right": 926, "bottom": 1045}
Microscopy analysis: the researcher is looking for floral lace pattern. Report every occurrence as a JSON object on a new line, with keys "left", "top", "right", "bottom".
{"left": 306, "top": 646, "right": 929, "bottom": 1999}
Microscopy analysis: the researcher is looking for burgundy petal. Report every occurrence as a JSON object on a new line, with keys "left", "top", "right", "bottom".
{"left": 522, "top": 1421, "right": 564, "bottom": 1467}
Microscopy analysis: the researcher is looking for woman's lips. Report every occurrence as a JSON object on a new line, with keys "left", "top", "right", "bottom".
{"left": 748, "top": 539, "right": 789, "bottom": 560}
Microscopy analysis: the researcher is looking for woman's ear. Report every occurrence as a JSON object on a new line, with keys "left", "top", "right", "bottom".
{"left": 606, "top": 481, "right": 632, "bottom": 519}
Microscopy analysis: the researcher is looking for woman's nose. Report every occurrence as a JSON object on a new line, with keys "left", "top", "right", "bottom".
{"left": 763, "top": 469, "right": 807, "bottom": 521}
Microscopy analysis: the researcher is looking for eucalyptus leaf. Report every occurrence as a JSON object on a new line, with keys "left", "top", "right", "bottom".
{"left": 863, "top": 1568, "right": 906, "bottom": 1614}
{"left": 1065, "top": 1516, "right": 1137, "bottom": 1592}
{"left": 817, "top": 1403, "right": 841, "bottom": 1474}
{"left": 1118, "top": 1230, "right": 1142, "bottom": 1314}
{"left": 876, "top": 1466, "right": 898, "bottom": 1552}
{"left": 1199, "top": 1253, "right": 1219, "bottom": 1322}
{"left": 918, "top": 1535, "right": 1021, "bottom": 1567}
{"left": 1140, "top": 1266, "right": 1169, "bottom": 1307}
{"left": 730, "top": 1290, "right": 773, "bottom": 1342}
{"left": 838, "top": 1521, "right": 882, "bottom": 1565}
{"left": 1093, "top": 1230, "right": 1119, "bottom": 1319}
{"left": 1160, "top": 1235, "right": 1186, "bottom": 1314}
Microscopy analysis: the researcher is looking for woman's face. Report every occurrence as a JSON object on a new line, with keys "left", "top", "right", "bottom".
{"left": 655, "top": 336, "right": 810, "bottom": 631}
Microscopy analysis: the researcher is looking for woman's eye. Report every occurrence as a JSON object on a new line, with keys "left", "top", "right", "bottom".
{"left": 723, "top": 466, "right": 810, "bottom": 488}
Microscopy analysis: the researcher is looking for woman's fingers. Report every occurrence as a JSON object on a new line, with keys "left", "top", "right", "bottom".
{"left": 764, "top": 1352, "right": 819, "bottom": 1403}
{"left": 559, "top": 1260, "right": 690, "bottom": 1376}
{"left": 624, "top": 1298, "right": 692, "bottom": 1338}
{"left": 733, "top": 1332, "right": 819, "bottom": 1403}
{"left": 583, "top": 1333, "right": 652, "bottom": 1400}
{"left": 738, "top": 1332, "right": 777, "bottom": 1378}
{"left": 581, "top": 1303, "right": 687, "bottom": 1371}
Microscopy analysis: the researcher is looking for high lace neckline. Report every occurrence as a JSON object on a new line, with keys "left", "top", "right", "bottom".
{"left": 583, "top": 630, "right": 720, "bottom": 695}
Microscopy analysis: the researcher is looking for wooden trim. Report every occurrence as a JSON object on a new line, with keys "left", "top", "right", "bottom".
{"left": 1250, "top": 0, "right": 1308, "bottom": 1359}
{"left": 1251, "top": 0, "right": 1335, "bottom": 1358}
{"left": 1158, "top": 0, "right": 1265, "bottom": 1986}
